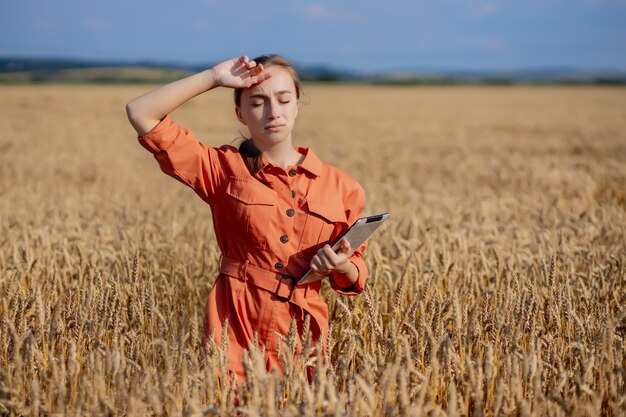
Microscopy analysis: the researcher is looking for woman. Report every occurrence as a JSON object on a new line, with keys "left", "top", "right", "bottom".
{"left": 125, "top": 54, "right": 369, "bottom": 385}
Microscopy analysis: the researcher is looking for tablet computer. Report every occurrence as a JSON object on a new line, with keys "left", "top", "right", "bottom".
{"left": 297, "top": 212, "right": 390, "bottom": 285}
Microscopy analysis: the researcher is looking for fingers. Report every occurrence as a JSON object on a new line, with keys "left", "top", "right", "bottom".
{"left": 321, "top": 243, "right": 344, "bottom": 264}
{"left": 231, "top": 59, "right": 248, "bottom": 77}
{"left": 231, "top": 55, "right": 274, "bottom": 87}
{"left": 320, "top": 251, "right": 334, "bottom": 271}
{"left": 310, "top": 255, "right": 328, "bottom": 275}
{"left": 233, "top": 55, "right": 248, "bottom": 71}
{"left": 320, "top": 244, "right": 334, "bottom": 259}
{"left": 237, "top": 56, "right": 259, "bottom": 72}
{"left": 244, "top": 74, "right": 265, "bottom": 87}
{"left": 250, "top": 70, "right": 272, "bottom": 83}
{"left": 232, "top": 55, "right": 256, "bottom": 76}
{"left": 248, "top": 71, "right": 271, "bottom": 85}
{"left": 243, "top": 66, "right": 272, "bottom": 87}
{"left": 248, "top": 65, "right": 263, "bottom": 77}
{"left": 238, "top": 55, "right": 255, "bottom": 68}
{"left": 310, "top": 244, "right": 348, "bottom": 274}
{"left": 338, "top": 237, "right": 352, "bottom": 254}
{"left": 310, "top": 251, "right": 333, "bottom": 275}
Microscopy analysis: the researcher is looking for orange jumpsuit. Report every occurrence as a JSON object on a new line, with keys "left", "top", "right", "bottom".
{"left": 137, "top": 114, "right": 369, "bottom": 384}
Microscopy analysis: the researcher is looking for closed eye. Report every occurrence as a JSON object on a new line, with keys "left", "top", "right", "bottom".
{"left": 251, "top": 100, "right": 290, "bottom": 106}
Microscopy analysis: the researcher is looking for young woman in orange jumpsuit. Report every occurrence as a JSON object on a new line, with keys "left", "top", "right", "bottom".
{"left": 126, "top": 54, "right": 369, "bottom": 385}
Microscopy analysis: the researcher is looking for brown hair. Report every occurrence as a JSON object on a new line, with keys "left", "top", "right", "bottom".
{"left": 233, "top": 54, "right": 303, "bottom": 177}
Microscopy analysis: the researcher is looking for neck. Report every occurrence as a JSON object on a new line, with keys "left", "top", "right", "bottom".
{"left": 255, "top": 137, "right": 303, "bottom": 169}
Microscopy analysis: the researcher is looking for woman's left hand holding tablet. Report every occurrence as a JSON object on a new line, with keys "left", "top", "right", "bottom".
{"left": 309, "top": 238, "right": 356, "bottom": 278}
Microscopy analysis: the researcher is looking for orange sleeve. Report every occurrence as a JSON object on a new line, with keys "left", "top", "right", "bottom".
{"left": 328, "top": 182, "right": 369, "bottom": 296}
{"left": 137, "top": 114, "right": 227, "bottom": 206}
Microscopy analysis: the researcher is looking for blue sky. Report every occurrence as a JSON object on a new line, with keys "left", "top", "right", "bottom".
{"left": 2, "top": 0, "right": 625, "bottom": 72}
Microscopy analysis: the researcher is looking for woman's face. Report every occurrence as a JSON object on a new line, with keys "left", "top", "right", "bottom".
{"left": 235, "top": 65, "right": 300, "bottom": 149}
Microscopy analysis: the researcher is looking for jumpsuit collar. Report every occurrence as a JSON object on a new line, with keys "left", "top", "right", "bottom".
{"left": 259, "top": 146, "right": 323, "bottom": 177}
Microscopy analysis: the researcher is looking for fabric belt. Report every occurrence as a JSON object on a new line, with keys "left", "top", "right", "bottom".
{"left": 218, "top": 254, "right": 318, "bottom": 301}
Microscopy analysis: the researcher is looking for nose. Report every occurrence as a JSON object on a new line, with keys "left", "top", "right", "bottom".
{"left": 266, "top": 99, "right": 280, "bottom": 119}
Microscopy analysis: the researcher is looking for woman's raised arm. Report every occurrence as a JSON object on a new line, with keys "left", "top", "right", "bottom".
{"left": 125, "top": 55, "right": 272, "bottom": 135}
{"left": 125, "top": 55, "right": 273, "bottom": 207}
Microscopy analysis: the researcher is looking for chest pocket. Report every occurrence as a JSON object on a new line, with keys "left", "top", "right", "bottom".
{"left": 300, "top": 197, "right": 347, "bottom": 250}
{"left": 225, "top": 176, "right": 277, "bottom": 250}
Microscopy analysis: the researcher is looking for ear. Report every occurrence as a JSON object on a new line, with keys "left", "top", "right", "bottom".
{"left": 235, "top": 106, "right": 246, "bottom": 125}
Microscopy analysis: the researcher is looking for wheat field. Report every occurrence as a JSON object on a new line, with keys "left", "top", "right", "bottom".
{"left": 0, "top": 84, "right": 624, "bottom": 416}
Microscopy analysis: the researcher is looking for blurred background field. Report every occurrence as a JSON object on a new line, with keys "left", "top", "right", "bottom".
{"left": 0, "top": 83, "right": 624, "bottom": 415}
{"left": 2, "top": 58, "right": 626, "bottom": 85}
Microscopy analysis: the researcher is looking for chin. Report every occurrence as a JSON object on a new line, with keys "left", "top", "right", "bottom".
{"left": 260, "top": 132, "right": 290, "bottom": 145}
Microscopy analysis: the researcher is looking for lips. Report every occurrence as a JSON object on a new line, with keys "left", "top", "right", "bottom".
{"left": 265, "top": 124, "right": 285, "bottom": 129}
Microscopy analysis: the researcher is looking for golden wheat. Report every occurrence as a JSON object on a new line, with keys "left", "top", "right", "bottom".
{"left": 0, "top": 84, "right": 624, "bottom": 416}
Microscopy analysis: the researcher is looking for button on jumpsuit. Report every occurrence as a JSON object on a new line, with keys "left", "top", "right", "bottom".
{"left": 137, "top": 114, "right": 369, "bottom": 384}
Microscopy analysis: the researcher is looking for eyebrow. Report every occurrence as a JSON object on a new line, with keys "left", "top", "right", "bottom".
{"left": 248, "top": 90, "right": 293, "bottom": 99}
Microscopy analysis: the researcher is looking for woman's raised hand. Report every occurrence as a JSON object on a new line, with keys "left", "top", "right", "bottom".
{"left": 210, "top": 55, "right": 272, "bottom": 89}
